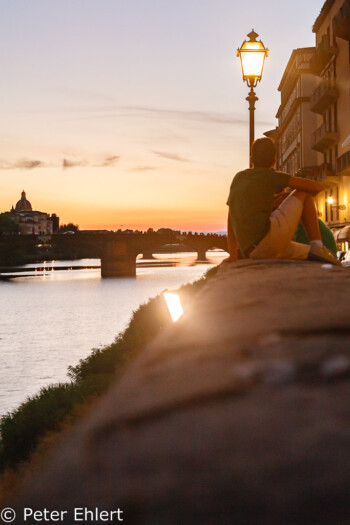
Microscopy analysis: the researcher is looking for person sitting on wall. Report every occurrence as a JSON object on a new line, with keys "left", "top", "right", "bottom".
{"left": 225, "top": 137, "right": 340, "bottom": 266}
{"left": 273, "top": 190, "right": 338, "bottom": 256}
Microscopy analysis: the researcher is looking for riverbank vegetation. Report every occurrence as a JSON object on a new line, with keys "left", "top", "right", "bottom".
{"left": 0, "top": 266, "right": 219, "bottom": 485}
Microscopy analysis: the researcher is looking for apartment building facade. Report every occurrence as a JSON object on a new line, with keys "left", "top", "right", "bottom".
{"left": 267, "top": 0, "right": 350, "bottom": 243}
{"left": 273, "top": 48, "right": 319, "bottom": 176}
{"left": 311, "top": 0, "right": 350, "bottom": 228}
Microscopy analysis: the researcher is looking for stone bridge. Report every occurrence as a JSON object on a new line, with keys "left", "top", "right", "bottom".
{"left": 0, "top": 232, "right": 228, "bottom": 277}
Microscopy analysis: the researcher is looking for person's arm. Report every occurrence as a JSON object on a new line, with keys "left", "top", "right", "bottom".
{"left": 222, "top": 211, "right": 238, "bottom": 263}
{"left": 288, "top": 176, "right": 324, "bottom": 195}
{"left": 273, "top": 190, "right": 290, "bottom": 210}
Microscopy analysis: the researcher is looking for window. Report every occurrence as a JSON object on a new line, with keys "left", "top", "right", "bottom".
{"left": 332, "top": 19, "right": 337, "bottom": 46}
{"left": 334, "top": 102, "right": 338, "bottom": 132}
{"left": 336, "top": 186, "right": 339, "bottom": 222}
{"left": 330, "top": 188, "right": 334, "bottom": 223}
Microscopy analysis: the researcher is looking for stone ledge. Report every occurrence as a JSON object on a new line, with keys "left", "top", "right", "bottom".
{"left": 13, "top": 260, "right": 350, "bottom": 524}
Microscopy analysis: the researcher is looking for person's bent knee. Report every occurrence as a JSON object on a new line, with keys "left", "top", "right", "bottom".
{"left": 303, "top": 193, "right": 315, "bottom": 203}
{"left": 292, "top": 190, "right": 308, "bottom": 203}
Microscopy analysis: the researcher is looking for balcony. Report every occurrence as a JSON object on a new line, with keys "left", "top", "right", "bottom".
{"left": 337, "top": 150, "right": 350, "bottom": 175}
{"left": 318, "top": 162, "right": 337, "bottom": 180}
{"left": 310, "top": 35, "right": 337, "bottom": 75}
{"left": 333, "top": 0, "right": 350, "bottom": 41}
{"left": 311, "top": 123, "right": 338, "bottom": 152}
{"left": 296, "top": 163, "right": 336, "bottom": 182}
{"left": 310, "top": 80, "right": 338, "bottom": 114}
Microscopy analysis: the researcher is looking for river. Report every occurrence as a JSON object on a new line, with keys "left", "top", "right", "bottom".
{"left": 0, "top": 252, "right": 226, "bottom": 416}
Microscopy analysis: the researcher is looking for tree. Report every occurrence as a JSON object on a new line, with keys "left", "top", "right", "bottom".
{"left": 59, "top": 223, "right": 79, "bottom": 233}
{"left": 0, "top": 214, "right": 19, "bottom": 233}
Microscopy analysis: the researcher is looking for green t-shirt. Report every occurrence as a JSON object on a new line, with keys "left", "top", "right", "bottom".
{"left": 227, "top": 168, "right": 290, "bottom": 253}
{"left": 295, "top": 219, "right": 337, "bottom": 256}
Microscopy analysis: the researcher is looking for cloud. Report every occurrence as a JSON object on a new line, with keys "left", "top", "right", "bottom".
{"left": 63, "top": 155, "right": 120, "bottom": 169}
{"left": 152, "top": 150, "right": 190, "bottom": 162}
{"left": 62, "top": 158, "right": 88, "bottom": 169}
{"left": 94, "top": 155, "right": 120, "bottom": 167}
{"left": 61, "top": 105, "right": 273, "bottom": 128}
{"left": 129, "top": 106, "right": 246, "bottom": 126}
{"left": 0, "top": 155, "right": 120, "bottom": 171}
{"left": 16, "top": 100, "right": 275, "bottom": 129}
{"left": 128, "top": 106, "right": 275, "bottom": 128}
{"left": 0, "top": 158, "right": 45, "bottom": 170}
{"left": 129, "top": 166, "right": 157, "bottom": 172}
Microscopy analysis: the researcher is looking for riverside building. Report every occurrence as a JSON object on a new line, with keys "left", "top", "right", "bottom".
{"left": 270, "top": 47, "right": 319, "bottom": 176}
{"left": 1, "top": 190, "right": 59, "bottom": 234}
{"left": 266, "top": 0, "right": 350, "bottom": 247}
{"left": 311, "top": 0, "right": 350, "bottom": 229}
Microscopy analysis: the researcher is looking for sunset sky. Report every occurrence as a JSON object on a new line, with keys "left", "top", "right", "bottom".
{"left": 0, "top": 0, "right": 323, "bottom": 231}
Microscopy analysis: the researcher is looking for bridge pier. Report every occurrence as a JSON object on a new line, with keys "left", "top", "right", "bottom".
{"left": 196, "top": 248, "right": 208, "bottom": 262}
{"left": 141, "top": 250, "right": 155, "bottom": 260}
{"left": 101, "top": 241, "right": 136, "bottom": 277}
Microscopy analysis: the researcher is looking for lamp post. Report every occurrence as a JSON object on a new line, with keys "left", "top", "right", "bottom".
{"left": 237, "top": 30, "right": 269, "bottom": 166}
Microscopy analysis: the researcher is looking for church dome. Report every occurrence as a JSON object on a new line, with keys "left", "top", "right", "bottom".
{"left": 15, "top": 190, "right": 32, "bottom": 212}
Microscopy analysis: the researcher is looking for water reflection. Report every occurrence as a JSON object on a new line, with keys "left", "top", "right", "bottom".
{"left": 1, "top": 251, "right": 226, "bottom": 279}
{"left": 0, "top": 252, "right": 227, "bottom": 414}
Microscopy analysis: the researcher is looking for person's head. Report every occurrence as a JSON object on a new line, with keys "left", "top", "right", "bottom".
{"left": 251, "top": 137, "right": 277, "bottom": 169}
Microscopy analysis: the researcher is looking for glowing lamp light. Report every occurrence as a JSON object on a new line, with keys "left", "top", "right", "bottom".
{"left": 237, "top": 30, "right": 269, "bottom": 87}
{"left": 163, "top": 292, "right": 184, "bottom": 322}
{"left": 327, "top": 196, "right": 334, "bottom": 205}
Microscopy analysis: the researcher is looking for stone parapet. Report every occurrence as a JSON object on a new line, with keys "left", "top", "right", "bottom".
{"left": 13, "top": 260, "right": 350, "bottom": 524}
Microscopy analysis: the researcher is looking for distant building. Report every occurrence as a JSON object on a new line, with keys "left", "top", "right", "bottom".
{"left": 1, "top": 190, "right": 59, "bottom": 234}
{"left": 268, "top": 48, "right": 319, "bottom": 176}
{"left": 310, "top": 0, "right": 350, "bottom": 226}
{"left": 265, "top": 0, "right": 350, "bottom": 234}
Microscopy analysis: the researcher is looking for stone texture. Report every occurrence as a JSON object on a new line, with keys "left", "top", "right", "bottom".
{"left": 13, "top": 260, "right": 350, "bottom": 524}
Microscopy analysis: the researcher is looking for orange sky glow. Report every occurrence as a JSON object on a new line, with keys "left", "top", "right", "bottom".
{"left": 0, "top": 0, "right": 322, "bottom": 232}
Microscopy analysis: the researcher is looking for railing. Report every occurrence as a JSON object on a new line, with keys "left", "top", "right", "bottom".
{"left": 310, "top": 35, "right": 337, "bottom": 75}
{"left": 318, "top": 162, "right": 336, "bottom": 179}
{"left": 337, "top": 150, "right": 350, "bottom": 174}
{"left": 312, "top": 123, "right": 327, "bottom": 145}
{"left": 296, "top": 163, "right": 335, "bottom": 182}
{"left": 310, "top": 80, "right": 338, "bottom": 114}
{"left": 311, "top": 123, "right": 338, "bottom": 152}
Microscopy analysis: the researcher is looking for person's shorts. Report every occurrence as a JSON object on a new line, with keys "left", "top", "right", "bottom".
{"left": 250, "top": 192, "right": 310, "bottom": 260}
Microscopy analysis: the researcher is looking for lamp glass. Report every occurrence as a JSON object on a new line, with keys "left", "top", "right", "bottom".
{"left": 327, "top": 196, "right": 334, "bottom": 205}
{"left": 239, "top": 40, "right": 266, "bottom": 80}
{"left": 164, "top": 292, "right": 184, "bottom": 322}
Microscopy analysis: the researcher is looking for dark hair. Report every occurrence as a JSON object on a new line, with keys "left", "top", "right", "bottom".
{"left": 251, "top": 137, "right": 277, "bottom": 168}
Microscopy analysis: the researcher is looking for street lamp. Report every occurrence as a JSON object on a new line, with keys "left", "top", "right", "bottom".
{"left": 237, "top": 30, "right": 269, "bottom": 165}
{"left": 327, "top": 196, "right": 346, "bottom": 211}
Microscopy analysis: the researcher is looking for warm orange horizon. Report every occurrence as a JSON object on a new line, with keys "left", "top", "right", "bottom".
{"left": 1, "top": 191, "right": 228, "bottom": 233}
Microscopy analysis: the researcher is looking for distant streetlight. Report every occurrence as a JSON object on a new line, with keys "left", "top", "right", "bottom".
{"left": 237, "top": 30, "right": 269, "bottom": 165}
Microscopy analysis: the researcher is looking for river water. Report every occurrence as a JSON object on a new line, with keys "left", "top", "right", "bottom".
{"left": 0, "top": 252, "right": 225, "bottom": 416}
